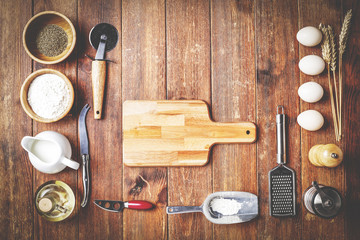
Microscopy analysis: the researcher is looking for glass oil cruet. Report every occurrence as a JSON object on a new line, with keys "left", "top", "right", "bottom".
{"left": 35, "top": 180, "right": 75, "bottom": 222}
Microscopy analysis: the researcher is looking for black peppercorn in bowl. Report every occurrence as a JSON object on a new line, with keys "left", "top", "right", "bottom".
{"left": 23, "top": 11, "right": 76, "bottom": 64}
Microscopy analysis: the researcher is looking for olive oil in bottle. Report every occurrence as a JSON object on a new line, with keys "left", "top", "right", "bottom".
{"left": 35, "top": 180, "right": 75, "bottom": 222}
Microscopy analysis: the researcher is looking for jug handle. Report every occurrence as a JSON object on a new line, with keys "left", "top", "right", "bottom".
{"left": 61, "top": 157, "right": 80, "bottom": 170}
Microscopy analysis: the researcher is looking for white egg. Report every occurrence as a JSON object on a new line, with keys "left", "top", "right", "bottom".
{"left": 296, "top": 26, "right": 323, "bottom": 47}
{"left": 299, "top": 55, "right": 325, "bottom": 75}
{"left": 297, "top": 110, "right": 324, "bottom": 131}
{"left": 298, "top": 82, "right": 324, "bottom": 103}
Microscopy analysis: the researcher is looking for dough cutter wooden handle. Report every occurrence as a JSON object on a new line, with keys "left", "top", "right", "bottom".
{"left": 92, "top": 60, "right": 106, "bottom": 119}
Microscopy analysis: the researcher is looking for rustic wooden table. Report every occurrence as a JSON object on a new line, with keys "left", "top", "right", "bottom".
{"left": 1, "top": 0, "right": 359, "bottom": 239}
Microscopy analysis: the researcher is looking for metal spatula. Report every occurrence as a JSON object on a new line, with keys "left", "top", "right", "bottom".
{"left": 269, "top": 106, "right": 296, "bottom": 217}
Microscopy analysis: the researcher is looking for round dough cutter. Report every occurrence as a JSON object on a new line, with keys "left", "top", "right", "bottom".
{"left": 89, "top": 23, "right": 118, "bottom": 53}
{"left": 88, "top": 23, "right": 118, "bottom": 119}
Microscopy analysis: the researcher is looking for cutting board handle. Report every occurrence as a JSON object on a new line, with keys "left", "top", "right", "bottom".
{"left": 207, "top": 122, "right": 257, "bottom": 144}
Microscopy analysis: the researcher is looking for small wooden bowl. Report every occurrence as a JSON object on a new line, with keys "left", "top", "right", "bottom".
{"left": 20, "top": 69, "right": 74, "bottom": 123}
{"left": 23, "top": 11, "right": 76, "bottom": 64}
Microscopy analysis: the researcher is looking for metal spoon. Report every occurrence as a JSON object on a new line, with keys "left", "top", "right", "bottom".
{"left": 166, "top": 191, "right": 258, "bottom": 224}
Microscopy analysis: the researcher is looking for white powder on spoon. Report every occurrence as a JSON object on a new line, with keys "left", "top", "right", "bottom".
{"left": 28, "top": 74, "right": 70, "bottom": 119}
{"left": 210, "top": 198, "right": 243, "bottom": 216}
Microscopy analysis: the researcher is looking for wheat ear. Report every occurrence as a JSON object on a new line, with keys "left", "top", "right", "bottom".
{"left": 328, "top": 25, "right": 340, "bottom": 138}
{"left": 320, "top": 24, "right": 339, "bottom": 140}
{"left": 338, "top": 9, "right": 352, "bottom": 140}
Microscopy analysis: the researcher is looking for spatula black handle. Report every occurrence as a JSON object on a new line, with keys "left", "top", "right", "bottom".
{"left": 276, "top": 106, "right": 286, "bottom": 164}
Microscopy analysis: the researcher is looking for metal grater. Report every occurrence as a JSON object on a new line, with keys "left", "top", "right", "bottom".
{"left": 269, "top": 106, "right": 296, "bottom": 217}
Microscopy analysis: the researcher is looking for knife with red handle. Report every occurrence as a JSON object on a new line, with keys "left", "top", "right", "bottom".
{"left": 94, "top": 200, "right": 153, "bottom": 212}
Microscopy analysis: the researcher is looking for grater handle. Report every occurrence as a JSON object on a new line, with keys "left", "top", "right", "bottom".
{"left": 276, "top": 106, "right": 286, "bottom": 164}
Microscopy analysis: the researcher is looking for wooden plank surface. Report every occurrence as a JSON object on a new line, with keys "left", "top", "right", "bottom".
{"left": 122, "top": 0, "right": 167, "bottom": 239}
{"left": 211, "top": 0, "right": 257, "bottom": 239}
{"left": 166, "top": 0, "right": 212, "bottom": 239}
{"left": 32, "top": 1, "right": 79, "bottom": 239}
{"left": 1, "top": 0, "right": 360, "bottom": 239}
{"left": 299, "top": 1, "right": 345, "bottom": 239}
{"left": 343, "top": 1, "right": 360, "bottom": 239}
{"left": 0, "top": 1, "right": 33, "bottom": 240}
{"left": 77, "top": 0, "right": 123, "bottom": 239}
{"left": 255, "top": 0, "right": 301, "bottom": 239}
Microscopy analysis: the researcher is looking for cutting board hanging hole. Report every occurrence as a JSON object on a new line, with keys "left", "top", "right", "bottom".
{"left": 246, "top": 130, "right": 250, "bottom": 135}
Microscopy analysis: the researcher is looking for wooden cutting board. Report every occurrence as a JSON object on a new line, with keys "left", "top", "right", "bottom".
{"left": 123, "top": 100, "right": 257, "bottom": 166}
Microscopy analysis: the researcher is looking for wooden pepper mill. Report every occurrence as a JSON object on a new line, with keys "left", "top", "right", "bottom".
{"left": 308, "top": 144, "right": 343, "bottom": 168}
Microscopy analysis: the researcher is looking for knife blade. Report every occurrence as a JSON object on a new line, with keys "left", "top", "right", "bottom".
{"left": 79, "top": 104, "right": 90, "bottom": 207}
{"left": 94, "top": 200, "right": 154, "bottom": 212}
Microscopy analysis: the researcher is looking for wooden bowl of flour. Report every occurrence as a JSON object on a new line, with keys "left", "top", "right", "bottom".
{"left": 20, "top": 69, "right": 74, "bottom": 123}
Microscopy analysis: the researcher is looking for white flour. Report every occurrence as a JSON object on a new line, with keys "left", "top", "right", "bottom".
{"left": 210, "top": 198, "right": 243, "bottom": 215}
{"left": 28, "top": 74, "right": 70, "bottom": 119}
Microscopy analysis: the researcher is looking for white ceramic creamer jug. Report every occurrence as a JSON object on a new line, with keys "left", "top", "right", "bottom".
{"left": 21, "top": 131, "right": 79, "bottom": 174}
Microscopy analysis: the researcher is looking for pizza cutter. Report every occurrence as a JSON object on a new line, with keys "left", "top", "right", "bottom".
{"left": 89, "top": 23, "right": 118, "bottom": 119}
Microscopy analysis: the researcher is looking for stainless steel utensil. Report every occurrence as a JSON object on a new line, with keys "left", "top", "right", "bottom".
{"left": 79, "top": 104, "right": 90, "bottom": 207}
{"left": 166, "top": 191, "right": 258, "bottom": 224}
{"left": 94, "top": 200, "right": 153, "bottom": 212}
{"left": 303, "top": 181, "right": 342, "bottom": 219}
{"left": 268, "top": 106, "right": 296, "bottom": 216}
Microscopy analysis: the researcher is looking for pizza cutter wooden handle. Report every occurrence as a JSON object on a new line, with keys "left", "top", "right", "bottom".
{"left": 92, "top": 60, "right": 106, "bottom": 119}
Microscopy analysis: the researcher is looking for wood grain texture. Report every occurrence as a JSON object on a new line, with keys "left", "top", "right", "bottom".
{"left": 122, "top": 0, "right": 167, "bottom": 239}
{"left": 166, "top": 0, "right": 213, "bottom": 239}
{"left": 91, "top": 60, "right": 106, "bottom": 119}
{"left": 2, "top": 0, "right": 360, "bottom": 239}
{"left": 123, "top": 100, "right": 256, "bottom": 166}
{"left": 211, "top": 0, "right": 257, "bottom": 239}
{"left": 256, "top": 0, "right": 301, "bottom": 239}
{"left": 343, "top": 0, "right": 360, "bottom": 239}
{"left": 0, "top": 1, "right": 33, "bottom": 240}
{"left": 32, "top": 1, "right": 79, "bottom": 240}
{"left": 78, "top": 0, "right": 123, "bottom": 239}
{"left": 299, "top": 1, "right": 345, "bottom": 239}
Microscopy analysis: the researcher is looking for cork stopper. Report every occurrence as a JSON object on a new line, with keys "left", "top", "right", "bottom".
{"left": 38, "top": 198, "right": 54, "bottom": 213}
